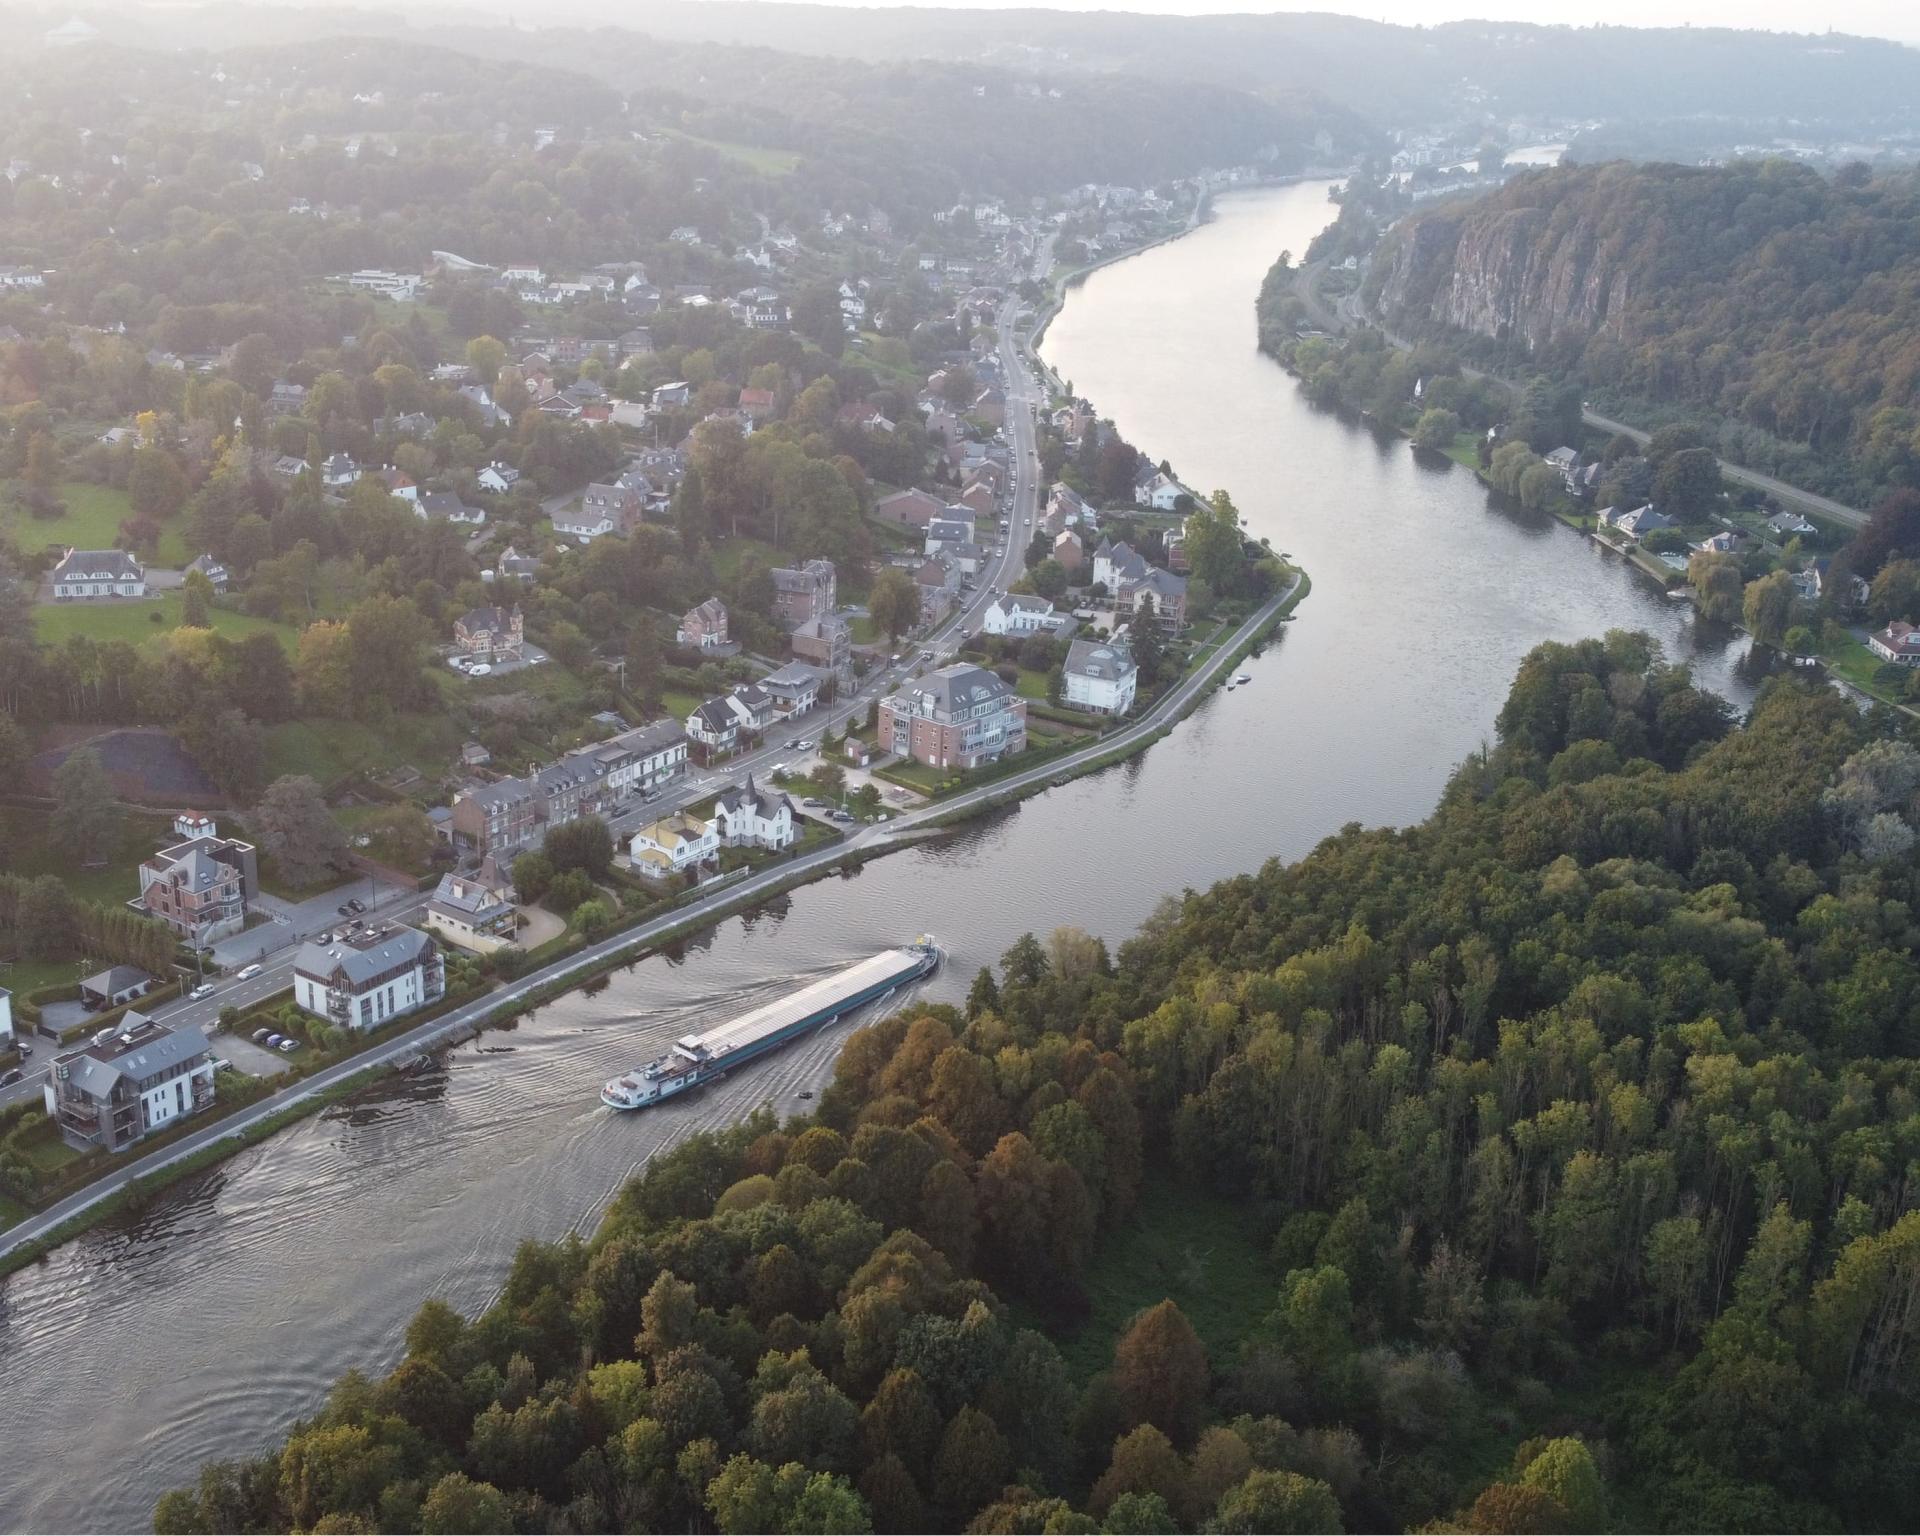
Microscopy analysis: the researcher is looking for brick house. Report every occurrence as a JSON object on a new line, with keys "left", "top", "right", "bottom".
{"left": 879, "top": 664, "right": 1026, "bottom": 771}
{"left": 770, "top": 558, "right": 836, "bottom": 629}
{"left": 678, "top": 597, "right": 730, "bottom": 649}
{"left": 455, "top": 604, "right": 525, "bottom": 660}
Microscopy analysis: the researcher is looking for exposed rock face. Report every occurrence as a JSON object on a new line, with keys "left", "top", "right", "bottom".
{"left": 1374, "top": 178, "right": 1636, "bottom": 353}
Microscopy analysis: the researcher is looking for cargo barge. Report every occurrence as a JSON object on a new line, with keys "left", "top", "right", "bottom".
{"left": 601, "top": 936, "right": 940, "bottom": 1110}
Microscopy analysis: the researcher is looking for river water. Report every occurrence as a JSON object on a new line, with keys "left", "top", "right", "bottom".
{"left": 0, "top": 180, "right": 1772, "bottom": 1533}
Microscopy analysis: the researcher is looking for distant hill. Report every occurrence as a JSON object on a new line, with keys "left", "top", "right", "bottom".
{"left": 1367, "top": 159, "right": 1920, "bottom": 505}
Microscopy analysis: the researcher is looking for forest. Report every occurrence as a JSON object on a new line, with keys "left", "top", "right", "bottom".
{"left": 152, "top": 639, "right": 1920, "bottom": 1534}
{"left": 1367, "top": 159, "right": 1920, "bottom": 506}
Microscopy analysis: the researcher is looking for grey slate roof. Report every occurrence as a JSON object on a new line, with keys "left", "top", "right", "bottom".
{"left": 52, "top": 548, "right": 142, "bottom": 582}
{"left": 294, "top": 925, "right": 434, "bottom": 989}
{"left": 62, "top": 1016, "right": 210, "bottom": 1100}
{"left": 1067, "top": 637, "right": 1135, "bottom": 682}
{"left": 81, "top": 964, "right": 151, "bottom": 997}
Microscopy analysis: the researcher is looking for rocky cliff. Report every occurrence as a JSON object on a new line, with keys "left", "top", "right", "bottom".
{"left": 1372, "top": 168, "right": 1640, "bottom": 353}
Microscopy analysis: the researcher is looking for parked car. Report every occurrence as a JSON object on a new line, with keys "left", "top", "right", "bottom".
{"left": 236, "top": 963, "right": 262, "bottom": 981}
{"left": 468, "top": 663, "right": 492, "bottom": 677}
{"left": 277, "top": 1039, "right": 299, "bottom": 1054}
{"left": 211, "top": 1057, "right": 232, "bottom": 1073}
{"left": 15, "top": 1041, "right": 30, "bottom": 1057}
{"left": 264, "top": 1033, "right": 284, "bottom": 1048}
{"left": 802, "top": 797, "right": 824, "bottom": 808}
{"left": 348, "top": 899, "right": 366, "bottom": 913}
{"left": 252, "top": 1028, "right": 272, "bottom": 1044}
{"left": 318, "top": 931, "right": 334, "bottom": 944}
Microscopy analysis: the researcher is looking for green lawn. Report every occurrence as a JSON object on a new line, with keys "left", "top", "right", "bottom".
{"left": 1036, "top": 1177, "right": 1276, "bottom": 1382}
{"left": 1823, "top": 636, "right": 1905, "bottom": 704}
{"left": 659, "top": 688, "right": 702, "bottom": 721}
{"left": 0, "top": 804, "right": 173, "bottom": 908}
{"left": 849, "top": 615, "right": 882, "bottom": 646}
{"left": 664, "top": 130, "right": 801, "bottom": 176}
{"left": 0, "top": 955, "right": 97, "bottom": 996}
{"left": 261, "top": 713, "right": 463, "bottom": 789}
{"left": 6, "top": 481, "right": 191, "bottom": 566}
{"left": 707, "top": 536, "right": 784, "bottom": 583}
{"left": 1012, "top": 667, "right": 1051, "bottom": 702}
{"left": 34, "top": 593, "right": 299, "bottom": 653}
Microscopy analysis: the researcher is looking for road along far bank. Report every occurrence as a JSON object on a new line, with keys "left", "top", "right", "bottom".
{"left": 0, "top": 560, "right": 1309, "bottom": 1277}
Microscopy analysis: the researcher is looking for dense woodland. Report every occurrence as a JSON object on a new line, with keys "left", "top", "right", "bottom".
{"left": 1368, "top": 160, "right": 1920, "bottom": 506}
{"left": 153, "top": 641, "right": 1920, "bottom": 1533}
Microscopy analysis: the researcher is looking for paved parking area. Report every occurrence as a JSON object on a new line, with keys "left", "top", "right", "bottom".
{"left": 212, "top": 1033, "right": 294, "bottom": 1078}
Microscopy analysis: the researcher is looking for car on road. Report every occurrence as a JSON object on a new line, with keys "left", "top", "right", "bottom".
{"left": 338, "top": 903, "right": 353, "bottom": 916}
{"left": 785, "top": 737, "right": 798, "bottom": 748}
{"left": 348, "top": 899, "right": 366, "bottom": 913}
{"left": 1, "top": 1068, "right": 22, "bottom": 1088}
{"left": 190, "top": 983, "right": 214, "bottom": 999}
{"left": 797, "top": 739, "right": 814, "bottom": 750}
{"left": 236, "top": 963, "right": 263, "bottom": 981}
{"left": 830, "top": 809, "right": 854, "bottom": 822}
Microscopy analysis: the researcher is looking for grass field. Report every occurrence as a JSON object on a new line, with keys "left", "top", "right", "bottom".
{"left": 6, "top": 482, "right": 192, "bottom": 566}
{"left": 664, "top": 131, "right": 801, "bottom": 176}
{"left": 34, "top": 593, "right": 299, "bottom": 653}
{"left": 0, "top": 955, "right": 97, "bottom": 996}
{"left": 261, "top": 713, "right": 463, "bottom": 789}
{"left": 0, "top": 805, "right": 174, "bottom": 908}
{"left": 1040, "top": 1177, "right": 1275, "bottom": 1381}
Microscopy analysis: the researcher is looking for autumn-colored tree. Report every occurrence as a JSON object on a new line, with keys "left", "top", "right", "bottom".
{"left": 1112, "top": 1300, "right": 1210, "bottom": 1446}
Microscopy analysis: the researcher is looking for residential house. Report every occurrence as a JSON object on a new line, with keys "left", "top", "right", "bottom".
{"left": 1544, "top": 446, "right": 1582, "bottom": 493}
{"left": 628, "top": 813, "right": 719, "bottom": 880}
{"left": 477, "top": 462, "right": 521, "bottom": 495}
{"left": 957, "top": 482, "right": 997, "bottom": 519}
{"left": 1121, "top": 567, "right": 1188, "bottom": 633}
{"left": 293, "top": 925, "right": 445, "bottom": 1031}
{"left": 270, "top": 454, "right": 310, "bottom": 481}
{"left": 135, "top": 813, "right": 257, "bottom": 943}
{"left": 1768, "top": 510, "right": 1819, "bottom": 539}
{"left": 461, "top": 741, "right": 493, "bottom": 769}
{"left": 1868, "top": 621, "right": 1920, "bottom": 668}
{"left": 678, "top": 597, "right": 730, "bottom": 649}
{"left": 186, "top": 552, "right": 230, "bottom": 591}
{"left": 457, "top": 384, "right": 510, "bottom": 428}
{"left": 715, "top": 776, "right": 796, "bottom": 850}
{"left": 418, "top": 490, "right": 485, "bottom": 526}
{"left": 1604, "top": 505, "right": 1676, "bottom": 542}
{"left": 375, "top": 469, "right": 419, "bottom": 502}
{"left": 771, "top": 558, "right": 836, "bottom": 629}
{"left": 1133, "top": 468, "right": 1184, "bottom": 511}
{"left": 914, "top": 559, "right": 958, "bottom": 625}
{"left": 268, "top": 379, "right": 307, "bottom": 417}
{"left": 1692, "top": 531, "right": 1746, "bottom": 557}
{"left": 552, "top": 500, "right": 616, "bottom": 542}
{"left": 617, "top": 328, "right": 654, "bottom": 359}
{"left": 49, "top": 548, "right": 144, "bottom": 599}
{"left": 725, "top": 685, "right": 774, "bottom": 735}
{"left": 652, "top": 381, "right": 691, "bottom": 408}
{"left": 880, "top": 664, "right": 1027, "bottom": 771}
{"left": 580, "top": 482, "right": 643, "bottom": 536}
{"left": 982, "top": 593, "right": 1066, "bottom": 637}
{"left": 531, "top": 756, "right": 617, "bottom": 831}
{"left": 1092, "top": 538, "right": 1150, "bottom": 593}
{"left": 925, "top": 518, "right": 974, "bottom": 555}
{"left": 45, "top": 1016, "right": 215, "bottom": 1153}
{"left": 449, "top": 779, "right": 539, "bottom": 857}
{"left": 687, "top": 698, "right": 741, "bottom": 760}
{"left": 454, "top": 604, "right": 525, "bottom": 660}
{"left": 738, "top": 386, "right": 778, "bottom": 417}
{"left": 79, "top": 967, "right": 153, "bottom": 1010}
{"left": 873, "top": 488, "right": 948, "bottom": 529}
{"left": 791, "top": 614, "right": 852, "bottom": 680}
{"left": 1053, "top": 529, "right": 1086, "bottom": 573}
{"left": 562, "top": 719, "right": 690, "bottom": 800}
{"left": 760, "top": 662, "right": 822, "bottom": 718}
{"left": 426, "top": 862, "right": 518, "bottom": 954}
{"left": 1064, "top": 635, "right": 1138, "bottom": 715}
{"left": 321, "top": 452, "right": 361, "bottom": 488}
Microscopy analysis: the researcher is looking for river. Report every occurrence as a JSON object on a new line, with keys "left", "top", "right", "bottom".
{"left": 0, "top": 179, "right": 1774, "bottom": 1533}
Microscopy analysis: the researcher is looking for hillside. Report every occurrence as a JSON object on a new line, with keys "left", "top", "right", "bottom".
{"left": 1367, "top": 159, "right": 1920, "bottom": 505}
{"left": 155, "top": 642, "right": 1920, "bottom": 1534}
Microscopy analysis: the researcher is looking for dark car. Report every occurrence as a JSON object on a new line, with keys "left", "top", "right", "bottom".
{"left": 348, "top": 898, "right": 366, "bottom": 913}
{"left": 338, "top": 904, "right": 353, "bottom": 916}
{"left": 0, "top": 1068, "right": 22, "bottom": 1088}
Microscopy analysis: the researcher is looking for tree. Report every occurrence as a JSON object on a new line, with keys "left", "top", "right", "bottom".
{"left": 1112, "top": 1301, "right": 1210, "bottom": 1445}
{"left": 252, "top": 775, "right": 348, "bottom": 889}
{"left": 419, "top": 1473, "right": 513, "bottom": 1535}
{"left": 1028, "top": 558, "right": 1068, "bottom": 600}
{"left": 869, "top": 568, "right": 919, "bottom": 640}
{"left": 1654, "top": 446, "right": 1723, "bottom": 519}
{"left": 1517, "top": 1438, "right": 1605, "bottom": 1532}
{"left": 50, "top": 747, "right": 119, "bottom": 866}
{"left": 129, "top": 446, "right": 190, "bottom": 522}
{"left": 1206, "top": 1470, "right": 1343, "bottom": 1534}
{"left": 1867, "top": 557, "right": 1920, "bottom": 624}
{"left": 465, "top": 336, "right": 506, "bottom": 392}
{"left": 1412, "top": 407, "right": 1461, "bottom": 451}
{"left": 545, "top": 817, "right": 613, "bottom": 879}
{"left": 931, "top": 1405, "right": 1008, "bottom": 1521}
{"left": 180, "top": 568, "right": 215, "bottom": 628}
{"left": 1741, "top": 569, "right": 1798, "bottom": 646}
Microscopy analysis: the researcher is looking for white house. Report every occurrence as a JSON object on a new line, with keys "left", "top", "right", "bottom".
{"left": 715, "top": 776, "right": 796, "bottom": 850}
{"left": 44, "top": 1016, "right": 215, "bottom": 1152}
{"left": 49, "top": 548, "right": 145, "bottom": 599}
{"left": 1064, "top": 635, "right": 1138, "bottom": 715}
{"left": 321, "top": 452, "right": 361, "bottom": 488}
{"left": 687, "top": 698, "right": 740, "bottom": 757}
{"left": 477, "top": 462, "right": 521, "bottom": 495}
{"left": 982, "top": 593, "right": 1067, "bottom": 637}
{"left": 293, "top": 925, "right": 445, "bottom": 1031}
{"left": 628, "top": 812, "right": 719, "bottom": 879}
{"left": 760, "top": 662, "right": 822, "bottom": 718}
{"left": 1134, "top": 470, "right": 1184, "bottom": 511}
{"left": 417, "top": 490, "right": 486, "bottom": 526}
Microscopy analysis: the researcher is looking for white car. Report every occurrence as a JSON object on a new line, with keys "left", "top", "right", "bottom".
{"left": 189, "top": 983, "right": 214, "bottom": 999}
{"left": 235, "top": 963, "right": 263, "bottom": 981}
{"left": 468, "top": 663, "right": 492, "bottom": 677}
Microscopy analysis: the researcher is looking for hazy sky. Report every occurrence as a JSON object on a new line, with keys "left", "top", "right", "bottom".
{"left": 732, "top": 0, "right": 1919, "bottom": 45}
